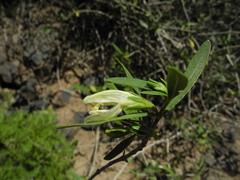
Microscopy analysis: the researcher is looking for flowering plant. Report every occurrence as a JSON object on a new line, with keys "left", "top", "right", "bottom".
{"left": 83, "top": 90, "right": 155, "bottom": 122}
{"left": 58, "top": 40, "right": 211, "bottom": 179}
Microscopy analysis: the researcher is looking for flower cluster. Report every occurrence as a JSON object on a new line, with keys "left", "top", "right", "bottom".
{"left": 83, "top": 90, "right": 154, "bottom": 123}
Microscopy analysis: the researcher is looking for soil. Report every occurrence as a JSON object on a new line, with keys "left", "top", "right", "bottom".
{"left": 1, "top": 1, "right": 240, "bottom": 180}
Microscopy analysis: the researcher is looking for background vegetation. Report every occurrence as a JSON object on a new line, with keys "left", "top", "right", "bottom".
{"left": 0, "top": 90, "right": 79, "bottom": 179}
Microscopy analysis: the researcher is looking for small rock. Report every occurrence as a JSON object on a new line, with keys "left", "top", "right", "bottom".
{"left": 0, "top": 61, "right": 18, "bottom": 85}
{"left": 73, "top": 112, "right": 86, "bottom": 124}
{"left": 74, "top": 112, "right": 98, "bottom": 130}
{"left": 59, "top": 128, "right": 72, "bottom": 137}
{"left": 20, "top": 79, "right": 37, "bottom": 101}
{"left": 23, "top": 44, "right": 35, "bottom": 58}
{"left": 30, "top": 99, "right": 48, "bottom": 110}
{"left": 61, "top": 90, "right": 72, "bottom": 103}
{"left": 30, "top": 52, "right": 43, "bottom": 66}
{"left": 204, "top": 153, "right": 217, "bottom": 167}
{"left": 0, "top": 52, "right": 7, "bottom": 64}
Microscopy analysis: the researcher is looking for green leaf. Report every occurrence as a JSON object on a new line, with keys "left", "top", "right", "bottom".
{"left": 104, "top": 135, "right": 135, "bottom": 160}
{"left": 116, "top": 58, "right": 132, "bottom": 78}
{"left": 105, "top": 128, "right": 130, "bottom": 138}
{"left": 68, "top": 170, "right": 87, "bottom": 180}
{"left": 167, "top": 66, "right": 188, "bottom": 100}
{"left": 107, "top": 83, "right": 118, "bottom": 90}
{"left": 162, "top": 166, "right": 178, "bottom": 178}
{"left": 72, "top": 84, "right": 90, "bottom": 93}
{"left": 184, "top": 40, "right": 211, "bottom": 80}
{"left": 141, "top": 91, "right": 167, "bottom": 96}
{"left": 166, "top": 40, "right": 211, "bottom": 110}
{"left": 115, "top": 59, "right": 141, "bottom": 95}
{"left": 103, "top": 112, "right": 148, "bottom": 122}
{"left": 112, "top": 44, "right": 124, "bottom": 55}
{"left": 130, "top": 126, "right": 159, "bottom": 137}
{"left": 127, "top": 96, "right": 145, "bottom": 103}
{"left": 56, "top": 113, "right": 148, "bottom": 128}
{"left": 139, "top": 20, "right": 149, "bottom": 29}
{"left": 44, "top": 28, "right": 52, "bottom": 34}
{"left": 107, "top": 77, "right": 150, "bottom": 90}
{"left": 147, "top": 78, "right": 168, "bottom": 92}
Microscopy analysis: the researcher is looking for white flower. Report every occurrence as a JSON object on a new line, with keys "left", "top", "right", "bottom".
{"left": 83, "top": 90, "right": 154, "bottom": 123}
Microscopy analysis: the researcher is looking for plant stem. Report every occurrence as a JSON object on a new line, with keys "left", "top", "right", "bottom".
{"left": 88, "top": 138, "right": 149, "bottom": 180}
{"left": 151, "top": 99, "right": 169, "bottom": 128}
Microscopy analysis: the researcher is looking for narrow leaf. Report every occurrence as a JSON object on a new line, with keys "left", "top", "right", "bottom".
{"left": 103, "top": 112, "right": 148, "bottom": 122}
{"left": 112, "top": 44, "right": 124, "bottom": 55}
{"left": 130, "top": 126, "right": 159, "bottom": 137}
{"left": 107, "top": 83, "right": 118, "bottom": 90}
{"left": 104, "top": 135, "right": 135, "bottom": 160}
{"left": 141, "top": 91, "right": 167, "bottom": 96}
{"left": 115, "top": 59, "right": 141, "bottom": 95}
{"left": 105, "top": 128, "right": 130, "bottom": 138}
{"left": 115, "top": 58, "right": 133, "bottom": 78}
{"left": 139, "top": 20, "right": 149, "bottom": 29}
{"left": 68, "top": 171, "right": 87, "bottom": 180}
{"left": 72, "top": 84, "right": 90, "bottom": 93}
{"left": 162, "top": 166, "right": 178, "bottom": 178}
{"left": 166, "top": 40, "right": 211, "bottom": 110}
{"left": 56, "top": 113, "right": 148, "bottom": 128}
{"left": 107, "top": 77, "right": 150, "bottom": 90}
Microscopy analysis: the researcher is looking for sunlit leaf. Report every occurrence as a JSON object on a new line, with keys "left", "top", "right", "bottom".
{"left": 115, "top": 59, "right": 141, "bottom": 95}
{"left": 56, "top": 113, "right": 148, "bottom": 128}
{"left": 141, "top": 91, "right": 167, "bottom": 96}
{"left": 147, "top": 78, "right": 167, "bottom": 92}
{"left": 107, "top": 77, "right": 150, "bottom": 90}
{"left": 107, "top": 83, "right": 118, "bottom": 90}
{"left": 166, "top": 40, "right": 211, "bottom": 110}
{"left": 72, "top": 84, "right": 90, "bottom": 93}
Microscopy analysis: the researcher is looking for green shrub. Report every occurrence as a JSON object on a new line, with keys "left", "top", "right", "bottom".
{"left": 0, "top": 97, "right": 75, "bottom": 179}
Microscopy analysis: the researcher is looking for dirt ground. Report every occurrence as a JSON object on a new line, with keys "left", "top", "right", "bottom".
{"left": 1, "top": 0, "right": 240, "bottom": 179}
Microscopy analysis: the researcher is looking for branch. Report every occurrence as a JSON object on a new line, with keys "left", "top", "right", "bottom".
{"left": 88, "top": 138, "right": 149, "bottom": 180}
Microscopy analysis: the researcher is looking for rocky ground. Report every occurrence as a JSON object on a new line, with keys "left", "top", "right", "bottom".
{"left": 1, "top": 1, "right": 240, "bottom": 179}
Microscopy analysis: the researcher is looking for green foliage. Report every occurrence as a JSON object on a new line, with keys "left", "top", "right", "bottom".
{"left": 60, "top": 40, "right": 211, "bottom": 163}
{"left": 112, "top": 44, "right": 132, "bottom": 62}
{"left": 130, "top": 159, "right": 207, "bottom": 180}
{"left": 68, "top": 171, "right": 88, "bottom": 180}
{"left": 170, "top": 116, "right": 215, "bottom": 153}
{"left": 166, "top": 66, "right": 188, "bottom": 100}
{"left": 105, "top": 128, "right": 130, "bottom": 138}
{"left": 3, "top": 0, "right": 239, "bottom": 179}
{"left": 166, "top": 40, "right": 211, "bottom": 111}
{"left": 130, "top": 160, "right": 162, "bottom": 179}
{"left": 0, "top": 95, "right": 75, "bottom": 180}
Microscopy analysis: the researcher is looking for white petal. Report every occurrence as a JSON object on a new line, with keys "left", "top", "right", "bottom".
{"left": 84, "top": 104, "right": 122, "bottom": 123}
{"left": 83, "top": 90, "right": 132, "bottom": 105}
{"left": 89, "top": 109, "right": 109, "bottom": 115}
